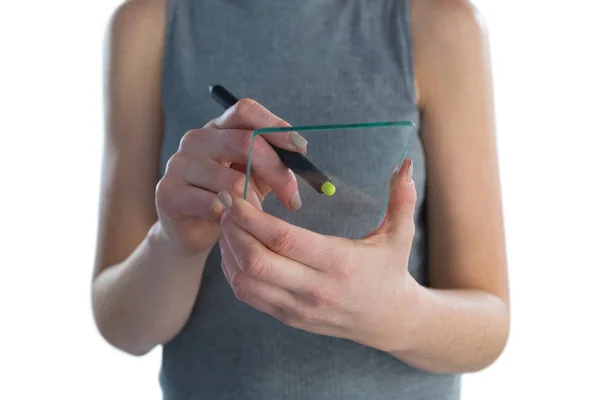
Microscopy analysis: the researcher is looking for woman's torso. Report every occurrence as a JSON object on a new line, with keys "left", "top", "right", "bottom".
{"left": 158, "top": 1, "right": 460, "bottom": 398}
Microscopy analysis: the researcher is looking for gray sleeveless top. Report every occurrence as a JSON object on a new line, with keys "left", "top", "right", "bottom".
{"left": 158, "top": 1, "right": 461, "bottom": 398}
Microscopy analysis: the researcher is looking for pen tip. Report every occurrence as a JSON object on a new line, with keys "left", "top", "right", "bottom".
{"left": 321, "top": 181, "right": 336, "bottom": 196}
{"left": 208, "top": 84, "right": 214, "bottom": 92}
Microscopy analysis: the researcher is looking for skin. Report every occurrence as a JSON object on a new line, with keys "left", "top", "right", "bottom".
{"left": 93, "top": 0, "right": 509, "bottom": 373}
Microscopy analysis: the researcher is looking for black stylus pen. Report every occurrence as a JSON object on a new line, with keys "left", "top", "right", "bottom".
{"left": 208, "top": 84, "right": 336, "bottom": 196}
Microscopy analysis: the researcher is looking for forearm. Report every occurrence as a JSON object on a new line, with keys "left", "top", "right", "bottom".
{"left": 92, "top": 222, "right": 210, "bottom": 356}
{"left": 388, "top": 285, "right": 509, "bottom": 374}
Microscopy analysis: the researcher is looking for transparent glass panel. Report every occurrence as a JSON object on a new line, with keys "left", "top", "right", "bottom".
{"left": 244, "top": 122, "right": 416, "bottom": 239}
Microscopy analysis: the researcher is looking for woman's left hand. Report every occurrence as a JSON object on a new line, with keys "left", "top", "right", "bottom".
{"left": 218, "top": 158, "right": 420, "bottom": 352}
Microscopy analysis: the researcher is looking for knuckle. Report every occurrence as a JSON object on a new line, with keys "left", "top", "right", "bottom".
{"left": 278, "top": 312, "right": 299, "bottom": 328}
{"left": 325, "top": 247, "right": 351, "bottom": 279}
{"left": 273, "top": 117, "right": 288, "bottom": 128}
{"left": 266, "top": 227, "right": 295, "bottom": 253}
{"left": 164, "top": 152, "right": 186, "bottom": 176}
{"left": 269, "top": 306, "right": 285, "bottom": 322}
{"left": 155, "top": 179, "right": 175, "bottom": 211}
{"left": 231, "top": 174, "right": 247, "bottom": 197}
{"left": 281, "top": 169, "right": 296, "bottom": 186}
{"left": 406, "top": 187, "right": 418, "bottom": 206}
{"left": 206, "top": 117, "right": 218, "bottom": 127}
{"left": 396, "top": 217, "right": 416, "bottom": 240}
{"left": 208, "top": 197, "right": 226, "bottom": 221}
{"left": 178, "top": 129, "right": 198, "bottom": 151}
{"left": 228, "top": 206, "right": 252, "bottom": 228}
{"left": 233, "top": 98, "right": 258, "bottom": 119}
{"left": 293, "top": 304, "right": 314, "bottom": 324}
{"left": 251, "top": 138, "right": 269, "bottom": 159}
{"left": 155, "top": 179, "right": 168, "bottom": 202}
{"left": 310, "top": 284, "right": 336, "bottom": 307}
{"left": 231, "top": 273, "right": 250, "bottom": 302}
{"left": 240, "top": 247, "right": 266, "bottom": 277}
{"left": 231, "top": 130, "right": 253, "bottom": 157}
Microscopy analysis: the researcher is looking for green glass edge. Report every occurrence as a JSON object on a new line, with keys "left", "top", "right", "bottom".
{"left": 244, "top": 121, "right": 418, "bottom": 223}
{"left": 252, "top": 120, "right": 415, "bottom": 135}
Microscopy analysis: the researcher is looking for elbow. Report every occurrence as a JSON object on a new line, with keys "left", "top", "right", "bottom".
{"left": 91, "top": 282, "right": 159, "bottom": 357}
{"left": 112, "top": 334, "right": 156, "bottom": 357}
{"left": 123, "top": 344, "right": 155, "bottom": 358}
{"left": 467, "top": 301, "right": 511, "bottom": 373}
{"left": 92, "top": 306, "right": 158, "bottom": 357}
{"left": 467, "top": 340, "right": 508, "bottom": 373}
{"left": 109, "top": 339, "right": 155, "bottom": 358}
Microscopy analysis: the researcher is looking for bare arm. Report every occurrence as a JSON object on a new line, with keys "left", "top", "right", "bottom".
{"left": 92, "top": 0, "right": 305, "bottom": 357}
{"left": 388, "top": 0, "right": 510, "bottom": 373}
{"left": 92, "top": 0, "right": 208, "bottom": 356}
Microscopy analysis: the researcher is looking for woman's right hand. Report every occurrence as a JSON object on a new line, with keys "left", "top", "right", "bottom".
{"left": 155, "top": 98, "right": 307, "bottom": 255}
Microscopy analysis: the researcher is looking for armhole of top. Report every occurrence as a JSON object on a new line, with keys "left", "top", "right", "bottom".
{"left": 158, "top": 0, "right": 176, "bottom": 176}
{"left": 160, "top": 0, "right": 176, "bottom": 112}
{"left": 396, "top": 0, "right": 419, "bottom": 108}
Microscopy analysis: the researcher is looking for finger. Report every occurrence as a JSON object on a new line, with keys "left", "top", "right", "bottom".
{"left": 220, "top": 238, "right": 343, "bottom": 333}
{"left": 251, "top": 173, "right": 272, "bottom": 200}
{"left": 207, "top": 97, "right": 307, "bottom": 152}
{"left": 248, "top": 173, "right": 270, "bottom": 206}
{"left": 234, "top": 163, "right": 272, "bottom": 201}
{"left": 219, "top": 211, "right": 322, "bottom": 294}
{"left": 220, "top": 250, "right": 233, "bottom": 286}
{"left": 231, "top": 163, "right": 269, "bottom": 207}
{"left": 219, "top": 191, "right": 352, "bottom": 272}
{"left": 369, "top": 158, "right": 417, "bottom": 246}
{"left": 173, "top": 156, "right": 263, "bottom": 210}
{"left": 220, "top": 238, "right": 351, "bottom": 336}
{"left": 241, "top": 296, "right": 285, "bottom": 322}
{"left": 219, "top": 237, "right": 299, "bottom": 312}
{"left": 179, "top": 128, "right": 301, "bottom": 211}
{"left": 156, "top": 181, "right": 224, "bottom": 221}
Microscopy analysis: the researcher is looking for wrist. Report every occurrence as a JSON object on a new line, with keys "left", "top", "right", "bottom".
{"left": 146, "top": 221, "right": 211, "bottom": 267}
{"left": 366, "top": 276, "right": 428, "bottom": 354}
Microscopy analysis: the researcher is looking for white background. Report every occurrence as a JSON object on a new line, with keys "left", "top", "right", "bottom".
{"left": 1, "top": 1, "right": 599, "bottom": 399}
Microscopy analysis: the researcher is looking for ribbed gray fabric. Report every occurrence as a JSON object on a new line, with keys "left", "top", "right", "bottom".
{"left": 158, "top": 1, "right": 461, "bottom": 398}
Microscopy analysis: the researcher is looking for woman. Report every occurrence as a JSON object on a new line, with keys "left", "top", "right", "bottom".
{"left": 93, "top": 0, "right": 509, "bottom": 398}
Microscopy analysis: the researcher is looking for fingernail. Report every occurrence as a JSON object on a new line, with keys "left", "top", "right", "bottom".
{"left": 406, "top": 160, "right": 414, "bottom": 183}
{"left": 289, "top": 132, "right": 308, "bottom": 149}
{"left": 218, "top": 191, "right": 233, "bottom": 209}
{"left": 211, "top": 200, "right": 225, "bottom": 221}
{"left": 289, "top": 191, "right": 302, "bottom": 211}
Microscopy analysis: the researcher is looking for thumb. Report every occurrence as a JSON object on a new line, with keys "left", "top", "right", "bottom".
{"left": 369, "top": 158, "right": 417, "bottom": 245}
